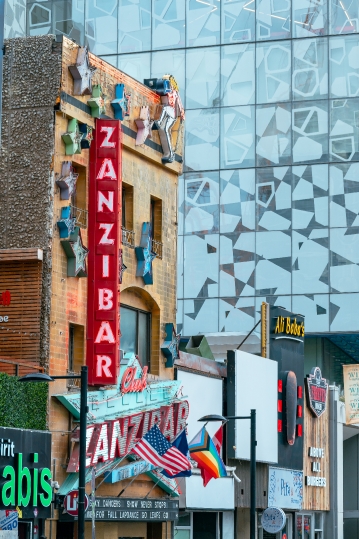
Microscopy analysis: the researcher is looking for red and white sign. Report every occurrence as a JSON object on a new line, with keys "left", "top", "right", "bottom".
{"left": 121, "top": 365, "right": 148, "bottom": 394}
{"left": 64, "top": 490, "right": 89, "bottom": 516}
{"left": 87, "top": 120, "right": 121, "bottom": 385}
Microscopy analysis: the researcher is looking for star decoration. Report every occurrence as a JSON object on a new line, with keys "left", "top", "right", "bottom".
{"left": 69, "top": 46, "right": 96, "bottom": 96}
{"left": 119, "top": 249, "right": 127, "bottom": 284}
{"left": 57, "top": 206, "right": 76, "bottom": 238}
{"left": 79, "top": 124, "right": 93, "bottom": 149}
{"left": 61, "top": 227, "right": 89, "bottom": 278}
{"left": 88, "top": 85, "right": 106, "bottom": 118}
{"left": 62, "top": 118, "right": 83, "bottom": 155}
{"left": 161, "top": 323, "right": 181, "bottom": 368}
{"left": 135, "top": 106, "right": 154, "bottom": 145}
{"left": 56, "top": 161, "right": 79, "bottom": 200}
{"left": 135, "top": 222, "right": 157, "bottom": 285}
{"left": 111, "top": 84, "right": 131, "bottom": 121}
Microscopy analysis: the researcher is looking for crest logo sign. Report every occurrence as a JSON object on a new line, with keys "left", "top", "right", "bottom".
{"left": 306, "top": 367, "right": 328, "bottom": 418}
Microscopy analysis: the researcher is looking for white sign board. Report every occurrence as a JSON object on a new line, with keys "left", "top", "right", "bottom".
{"left": 261, "top": 507, "right": 286, "bottom": 533}
{"left": 268, "top": 467, "right": 303, "bottom": 510}
{"left": 176, "top": 369, "right": 223, "bottom": 440}
{"left": 229, "top": 350, "right": 278, "bottom": 463}
{"left": 0, "top": 511, "right": 17, "bottom": 531}
{"left": 185, "top": 474, "right": 234, "bottom": 510}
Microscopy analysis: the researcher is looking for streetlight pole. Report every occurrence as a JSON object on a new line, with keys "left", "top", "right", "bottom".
{"left": 19, "top": 365, "right": 88, "bottom": 539}
{"left": 198, "top": 411, "right": 257, "bottom": 539}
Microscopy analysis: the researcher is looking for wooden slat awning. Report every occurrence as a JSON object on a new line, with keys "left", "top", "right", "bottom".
{"left": 0, "top": 248, "right": 43, "bottom": 261}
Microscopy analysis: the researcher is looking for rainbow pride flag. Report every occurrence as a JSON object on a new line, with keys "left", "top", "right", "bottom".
{"left": 189, "top": 427, "right": 227, "bottom": 485}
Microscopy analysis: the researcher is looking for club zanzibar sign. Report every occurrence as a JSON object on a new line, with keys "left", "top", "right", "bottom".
{"left": 87, "top": 119, "right": 121, "bottom": 386}
{"left": 0, "top": 428, "right": 52, "bottom": 519}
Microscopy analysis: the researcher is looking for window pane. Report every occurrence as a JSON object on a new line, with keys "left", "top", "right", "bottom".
{"left": 256, "top": 41, "right": 291, "bottom": 104}
{"left": 221, "top": 44, "right": 255, "bottom": 106}
{"left": 187, "top": 0, "right": 220, "bottom": 47}
{"left": 329, "top": 35, "right": 359, "bottom": 98}
{"left": 293, "top": 38, "right": 328, "bottom": 101}
{"left": 184, "top": 109, "right": 220, "bottom": 172}
{"left": 330, "top": 0, "right": 358, "bottom": 34}
{"left": 256, "top": 0, "right": 291, "bottom": 41}
{"left": 151, "top": 49, "right": 186, "bottom": 99}
{"left": 118, "top": 52, "right": 151, "bottom": 82}
{"left": 293, "top": 0, "right": 327, "bottom": 37}
{"left": 221, "top": 0, "right": 255, "bottom": 43}
{"left": 138, "top": 311, "right": 150, "bottom": 369}
{"left": 178, "top": 513, "right": 191, "bottom": 526}
{"left": 85, "top": 0, "right": 118, "bottom": 55}
{"left": 174, "top": 531, "right": 190, "bottom": 539}
{"left": 256, "top": 103, "right": 291, "bottom": 166}
{"left": 120, "top": 306, "right": 137, "bottom": 354}
{"left": 221, "top": 106, "right": 255, "bottom": 169}
{"left": 329, "top": 97, "right": 359, "bottom": 162}
{"left": 152, "top": 0, "right": 185, "bottom": 50}
{"left": 119, "top": 0, "right": 151, "bottom": 53}
{"left": 186, "top": 47, "right": 220, "bottom": 109}
{"left": 292, "top": 100, "right": 329, "bottom": 164}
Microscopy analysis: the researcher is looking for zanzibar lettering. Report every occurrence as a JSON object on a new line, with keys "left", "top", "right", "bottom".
{"left": 274, "top": 316, "right": 305, "bottom": 337}
{"left": 87, "top": 121, "right": 121, "bottom": 386}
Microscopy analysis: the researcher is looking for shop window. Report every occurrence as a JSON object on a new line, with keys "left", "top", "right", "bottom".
{"left": 71, "top": 164, "right": 87, "bottom": 228}
{"left": 68, "top": 324, "right": 84, "bottom": 374}
{"left": 122, "top": 182, "right": 135, "bottom": 247}
{"left": 174, "top": 512, "right": 192, "bottom": 539}
{"left": 296, "top": 513, "right": 323, "bottom": 539}
{"left": 193, "top": 512, "right": 218, "bottom": 539}
{"left": 150, "top": 196, "right": 163, "bottom": 259}
{"left": 120, "top": 305, "right": 150, "bottom": 370}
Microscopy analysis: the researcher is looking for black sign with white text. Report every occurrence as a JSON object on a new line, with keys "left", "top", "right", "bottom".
{"left": 60, "top": 497, "right": 179, "bottom": 522}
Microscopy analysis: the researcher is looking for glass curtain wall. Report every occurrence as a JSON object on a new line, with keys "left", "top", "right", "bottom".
{"left": 6, "top": 0, "right": 359, "bottom": 337}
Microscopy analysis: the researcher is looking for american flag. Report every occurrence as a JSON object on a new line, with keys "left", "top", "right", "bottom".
{"left": 132, "top": 425, "right": 191, "bottom": 477}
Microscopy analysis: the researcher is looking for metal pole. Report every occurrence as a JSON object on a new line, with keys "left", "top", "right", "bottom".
{"left": 78, "top": 366, "right": 88, "bottom": 539}
{"left": 250, "top": 409, "right": 256, "bottom": 539}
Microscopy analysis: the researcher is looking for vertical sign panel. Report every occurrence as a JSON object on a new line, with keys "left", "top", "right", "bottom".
{"left": 87, "top": 120, "right": 121, "bottom": 385}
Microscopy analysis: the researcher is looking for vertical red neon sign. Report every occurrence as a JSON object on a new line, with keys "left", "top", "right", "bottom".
{"left": 87, "top": 120, "right": 121, "bottom": 385}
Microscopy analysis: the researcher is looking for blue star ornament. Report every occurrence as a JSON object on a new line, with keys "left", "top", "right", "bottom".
{"left": 61, "top": 227, "right": 89, "bottom": 278}
{"left": 111, "top": 84, "right": 131, "bottom": 121}
{"left": 57, "top": 206, "right": 76, "bottom": 238}
{"left": 161, "top": 323, "right": 181, "bottom": 368}
{"left": 135, "top": 222, "right": 157, "bottom": 285}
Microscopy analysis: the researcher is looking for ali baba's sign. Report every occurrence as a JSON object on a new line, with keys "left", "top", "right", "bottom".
{"left": 87, "top": 119, "right": 121, "bottom": 386}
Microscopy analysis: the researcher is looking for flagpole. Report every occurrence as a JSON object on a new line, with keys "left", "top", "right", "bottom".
{"left": 118, "top": 464, "right": 150, "bottom": 497}
{"left": 144, "top": 476, "right": 161, "bottom": 499}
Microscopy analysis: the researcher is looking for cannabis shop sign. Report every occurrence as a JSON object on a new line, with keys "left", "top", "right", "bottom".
{"left": 0, "top": 427, "right": 52, "bottom": 519}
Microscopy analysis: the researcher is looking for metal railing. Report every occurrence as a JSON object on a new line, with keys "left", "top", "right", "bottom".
{"left": 71, "top": 205, "right": 88, "bottom": 229}
{"left": 151, "top": 238, "right": 163, "bottom": 259}
{"left": 122, "top": 227, "right": 135, "bottom": 248}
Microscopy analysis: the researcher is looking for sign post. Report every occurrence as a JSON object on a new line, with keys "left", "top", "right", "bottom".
{"left": 91, "top": 468, "right": 95, "bottom": 539}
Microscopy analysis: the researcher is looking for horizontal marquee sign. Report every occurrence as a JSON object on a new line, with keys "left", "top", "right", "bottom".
{"left": 61, "top": 497, "right": 179, "bottom": 522}
{"left": 87, "top": 119, "right": 121, "bottom": 386}
{"left": 67, "top": 400, "right": 189, "bottom": 471}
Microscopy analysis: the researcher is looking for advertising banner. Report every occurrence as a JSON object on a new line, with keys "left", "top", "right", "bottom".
{"left": 343, "top": 364, "right": 359, "bottom": 425}
{"left": 268, "top": 467, "right": 303, "bottom": 510}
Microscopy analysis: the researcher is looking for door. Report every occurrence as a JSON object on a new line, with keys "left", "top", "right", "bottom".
{"left": 260, "top": 513, "right": 293, "bottom": 539}
{"left": 18, "top": 521, "right": 32, "bottom": 539}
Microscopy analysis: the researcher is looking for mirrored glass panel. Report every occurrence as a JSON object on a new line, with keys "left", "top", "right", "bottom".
{"left": 220, "top": 232, "right": 255, "bottom": 297}
{"left": 292, "top": 295, "right": 329, "bottom": 332}
{"left": 220, "top": 169, "right": 256, "bottom": 232}
{"left": 186, "top": 47, "right": 220, "bottom": 109}
{"left": 293, "top": 0, "right": 327, "bottom": 37}
{"left": 186, "top": 0, "right": 220, "bottom": 47}
{"left": 255, "top": 230, "right": 292, "bottom": 295}
{"left": 292, "top": 100, "right": 329, "bottom": 163}
{"left": 6, "top": 0, "right": 26, "bottom": 38}
{"left": 329, "top": 97, "right": 359, "bottom": 162}
{"left": 119, "top": 0, "right": 151, "bottom": 53}
{"left": 183, "top": 298, "right": 219, "bottom": 334}
{"left": 330, "top": 293, "right": 359, "bottom": 331}
{"left": 184, "top": 171, "right": 220, "bottom": 235}
{"left": 292, "top": 164, "right": 329, "bottom": 229}
{"left": 256, "top": 41, "right": 291, "bottom": 104}
{"left": 256, "top": 103, "right": 292, "bottom": 166}
{"left": 185, "top": 109, "right": 220, "bottom": 172}
{"left": 28, "top": 1, "right": 52, "bottom": 36}
{"left": 152, "top": 0, "right": 185, "bottom": 50}
{"left": 256, "top": 166, "right": 292, "bottom": 230}
{"left": 293, "top": 228, "right": 329, "bottom": 293}
{"left": 293, "top": 38, "right": 328, "bottom": 101}
{"left": 329, "top": 163, "right": 359, "bottom": 227}
{"left": 85, "top": 0, "right": 117, "bottom": 55}
{"left": 221, "top": 44, "right": 255, "bottom": 106}
{"left": 183, "top": 234, "right": 219, "bottom": 299}
{"left": 219, "top": 297, "right": 255, "bottom": 332}
{"left": 118, "top": 52, "right": 151, "bottom": 82}
{"left": 221, "top": 106, "right": 255, "bottom": 169}
{"left": 256, "top": 0, "right": 291, "bottom": 41}
{"left": 329, "top": 35, "right": 359, "bottom": 98}
{"left": 329, "top": 0, "right": 359, "bottom": 34}
{"left": 221, "top": 0, "right": 255, "bottom": 43}
{"left": 330, "top": 227, "right": 359, "bottom": 292}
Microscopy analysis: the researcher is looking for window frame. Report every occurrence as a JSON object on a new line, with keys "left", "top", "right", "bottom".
{"left": 120, "top": 304, "right": 151, "bottom": 371}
